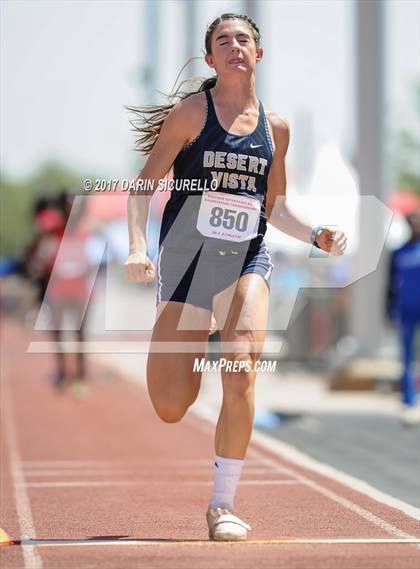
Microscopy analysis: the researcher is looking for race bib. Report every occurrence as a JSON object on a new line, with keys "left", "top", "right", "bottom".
{"left": 196, "top": 191, "right": 261, "bottom": 242}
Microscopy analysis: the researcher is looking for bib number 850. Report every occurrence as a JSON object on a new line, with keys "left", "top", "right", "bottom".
{"left": 209, "top": 207, "right": 248, "bottom": 232}
{"left": 197, "top": 191, "right": 260, "bottom": 242}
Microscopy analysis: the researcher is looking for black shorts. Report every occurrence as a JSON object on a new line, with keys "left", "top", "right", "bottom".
{"left": 156, "top": 242, "right": 273, "bottom": 311}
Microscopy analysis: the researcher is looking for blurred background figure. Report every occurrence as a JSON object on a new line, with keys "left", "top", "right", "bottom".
{"left": 25, "top": 190, "right": 90, "bottom": 394}
{"left": 386, "top": 212, "right": 420, "bottom": 425}
{"left": 24, "top": 195, "right": 64, "bottom": 309}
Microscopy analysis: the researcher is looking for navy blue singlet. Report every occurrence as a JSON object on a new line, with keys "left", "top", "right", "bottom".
{"left": 159, "top": 88, "right": 274, "bottom": 253}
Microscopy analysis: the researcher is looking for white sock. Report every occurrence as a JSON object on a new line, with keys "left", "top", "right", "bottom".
{"left": 209, "top": 454, "right": 244, "bottom": 511}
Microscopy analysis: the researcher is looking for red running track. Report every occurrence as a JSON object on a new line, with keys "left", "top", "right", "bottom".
{"left": 1, "top": 318, "right": 419, "bottom": 569}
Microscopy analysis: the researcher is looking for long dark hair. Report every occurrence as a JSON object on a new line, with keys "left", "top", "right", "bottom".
{"left": 126, "top": 13, "right": 261, "bottom": 155}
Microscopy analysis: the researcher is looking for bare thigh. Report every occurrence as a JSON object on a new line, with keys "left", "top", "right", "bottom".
{"left": 213, "top": 273, "right": 269, "bottom": 353}
{"left": 146, "top": 301, "right": 212, "bottom": 417}
{"left": 213, "top": 273, "right": 270, "bottom": 394}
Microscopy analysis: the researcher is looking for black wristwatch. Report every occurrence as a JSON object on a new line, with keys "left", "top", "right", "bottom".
{"left": 311, "top": 225, "right": 324, "bottom": 249}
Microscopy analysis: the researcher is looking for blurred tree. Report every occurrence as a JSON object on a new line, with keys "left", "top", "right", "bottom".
{"left": 394, "top": 79, "right": 420, "bottom": 195}
{"left": 0, "top": 176, "right": 33, "bottom": 257}
{"left": 0, "top": 161, "right": 87, "bottom": 258}
{"left": 28, "top": 161, "right": 84, "bottom": 197}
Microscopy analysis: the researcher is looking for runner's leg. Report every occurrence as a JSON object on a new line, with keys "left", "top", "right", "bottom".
{"left": 50, "top": 302, "right": 66, "bottom": 384}
{"left": 147, "top": 300, "right": 212, "bottom": 423}
{"left": 75, "top": 301, "right": 86, "bottom": 379}
{"left": 207, "top": 273, "right": 269, "bottom": 513}
{"left": 399, "top": 317, "right": 417, "bottom": 406}
{"left": 213, "top": 273, "right": 269, "bottom": 458}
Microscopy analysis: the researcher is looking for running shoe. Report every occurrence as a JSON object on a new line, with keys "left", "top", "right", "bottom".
{"left": 70, "top": 379, "right": 88, "bottom": 399}
{"left": 401, "top": 404, "right": 420, "bottom": 426}
{"left": 206, "top": 507, "right": 251, "bottom": 541}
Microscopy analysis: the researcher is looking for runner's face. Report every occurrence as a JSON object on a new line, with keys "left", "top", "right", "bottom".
{"left": 206, "top": 20, "right": 262, "bottom": 75}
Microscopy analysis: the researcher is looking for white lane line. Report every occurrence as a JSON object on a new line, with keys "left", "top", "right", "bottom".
{"left": 189, "top": 403, "right": 420, "bottom": 540}
{"left": 21, "top": 459, "right": 265, "bottom": 467}
{"left": 1, "top": 382, "right": 43, "bottom": 568}
{"left": 20, "top": 467, "right": 281, "bottom": 477}
{"left": 20, "top": 479, "right": 302, "bottom": 489}
{"left": 249, "top": 429, "right": 420, "bottom": 522}
{"left": 247, "top": 445, "right": 420, "bottom": 541}
{"left": 18, "top": 537, "right": 420, "bottom": 547}
{"left": 21, "top": 469, "right": 132, "bottom": 477}
{"left": 237, "top": 480, "right": 301, "bottom": 486}
{"left": 98, "top": 354, "right": 420, "bottom": 541}
{"left": 21, "top": 461, "right": 127, "bottom": 468}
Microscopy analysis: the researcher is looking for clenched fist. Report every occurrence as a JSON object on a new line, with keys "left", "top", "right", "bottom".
{"left": 124, "top": 251, "right": 156, "bottom": 283}
{"left": 316, "top": 227, "right": 347, "bottom": 256}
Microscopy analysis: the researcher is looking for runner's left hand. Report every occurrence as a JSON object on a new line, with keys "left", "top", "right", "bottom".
{"left": 315, "top": 227, "right": 347, "bottom": 256}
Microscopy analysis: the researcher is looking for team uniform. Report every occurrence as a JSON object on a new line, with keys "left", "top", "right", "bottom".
{"left": 156, "top": 89, "right": 274, "bottom": 310}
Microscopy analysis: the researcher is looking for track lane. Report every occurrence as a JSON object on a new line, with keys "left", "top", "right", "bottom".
{"left": 1, "top": 319, "right": 419, "bottom": 569}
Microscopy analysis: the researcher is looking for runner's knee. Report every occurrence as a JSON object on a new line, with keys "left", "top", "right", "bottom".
{"left": 151, "top": 398, "right": 189, "bottom": 423}
{"left": 147, "top": 359, "right": 199, "bottom": 423}
{"left": 221, "top": 352, "right": 258, "bottom": 400}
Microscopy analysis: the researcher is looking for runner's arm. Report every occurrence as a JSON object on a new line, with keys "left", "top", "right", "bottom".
{"left": 265, "top": 115, "right": 314, "bottom": 244}
{"left": 265, "top": 115, "right": 347, "bottom": 255}
{"left": 127, "top": 100, "right": 196, "bottom": 255}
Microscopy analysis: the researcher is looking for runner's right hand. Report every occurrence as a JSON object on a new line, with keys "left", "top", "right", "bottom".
{"left": 124, "top": 251, "right": 156, "bottom": 283}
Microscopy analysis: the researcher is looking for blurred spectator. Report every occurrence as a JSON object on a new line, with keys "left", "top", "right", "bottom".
{"left": 25, "top": 191, "right": 90, "bottom": 393}
{"left": 386, "top": 212, "right": 420, "bottom": 425}
{"left": 24, "top": 196, "right": 64, "bottom": 304}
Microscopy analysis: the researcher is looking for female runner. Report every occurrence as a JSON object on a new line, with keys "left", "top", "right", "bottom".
{"left": 125, "top": 13, "right": 347, "bottom": 541}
